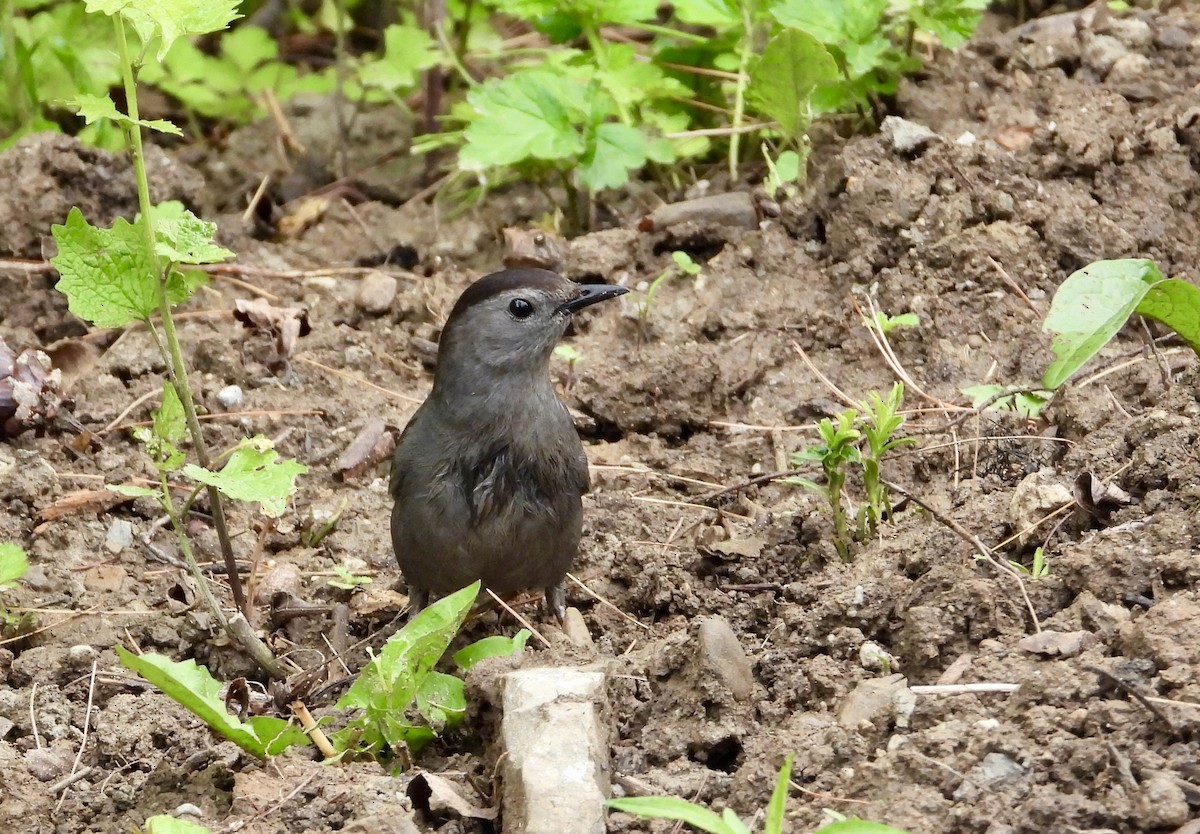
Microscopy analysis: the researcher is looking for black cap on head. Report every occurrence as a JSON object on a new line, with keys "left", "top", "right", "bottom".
{"left": 449, "top": 268, "right": 565, "bottom": 321}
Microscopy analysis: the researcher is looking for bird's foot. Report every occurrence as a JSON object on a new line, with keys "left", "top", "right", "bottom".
{"left": 545, "top": 583, "right": 567, "bottom": 626}
{"left": 408, "top": 587, "right": 429, "bottom": 619}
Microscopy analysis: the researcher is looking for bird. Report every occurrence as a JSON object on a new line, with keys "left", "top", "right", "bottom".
{"left": 390, "top": 267, "right": 627, "bottom": 622}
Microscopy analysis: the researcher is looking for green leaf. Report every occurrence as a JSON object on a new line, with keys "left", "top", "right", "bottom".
{"left": 578, "top": 122, "right": 647, "bottom": 191}
{"left": 116, "top": 647, "right": 309, "bottom": 757}
{"left": 153, "top": 382, "right": 186, "bottom": 445}
{"left": 747, "top": 30, "right": 839, "bottom": 140}
{"left": 453, "top": 629, "right": 531, "bottom": 671}
{"left": 770, "top": 0, "right": 888, "bottom": 45}
{"left": 672, "top": 250, "right": 701, "bottom": 275}
{"left": 720, "top": 808, "right": 753, "bottom": 834}
{"left": 960, "top": 385, "right": 1048, "bottom": 420}
{"left": 144, "top": 815, "right": 213, "bottom": 834}
{"left": 84, "top": 0, "right": 241, "bottom": 60}
{"left": 150, "top": 201, "right": 234, "bottom": 265}
{"left": 814, "top": 820, "right": 914, "bottom": 834}
{"left": 910, "top": 0, "right": 988, "bottom": 49}
{"left": 0, "top": 543, "right": 29, "bottom": 590}
{"left": 183, "top": 438, "right": 307, "bottom": 517}
{"left": 51, "top": 208, "right": 158, "bottom": 328}
{"left": 1136, "top": 278, "right": 1200, "bottom": 356}
{"left": 1041, "top": 258, "right": 1163, "bottom": 389}
{"left": 607, "top": 796, "right": 739, "bottom": 834}
{"left": 70, "top": 92, "right": 183, "bottom": 135}
{"left": 415, "top": 670, "right": 466, "bottom": 730}
{"left": 671, "top": 0, "right": 737, "bottom": 26}
{"left": 358, "top": 24, "right": 439, "bottom": 91}
{"left": 459, "top": 69, "right": 587, "bottom": 170}
{"left": 333, "top": 582, "right": 479, "bottom": 761}
{"left": 219, "top": 25, "right": 277, "bottom": 73}
{"left": 764, "top": 754, "right": 794, "bottom": 834}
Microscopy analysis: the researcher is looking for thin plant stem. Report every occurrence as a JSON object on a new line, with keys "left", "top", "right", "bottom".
{"left": 113, "top": 17, "right": 251, "bottom": 621}
{"left": 728, "top": 1, "right": 755, "bottom": 180}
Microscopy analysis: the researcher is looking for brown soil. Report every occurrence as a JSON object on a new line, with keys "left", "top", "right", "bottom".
{"left": 3, "top": 6, "right": 1200, "bottom": 833}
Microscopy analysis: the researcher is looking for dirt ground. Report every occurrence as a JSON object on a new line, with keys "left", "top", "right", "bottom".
{"left": 2, "top": 5, "right": 1200, "bottom": 833}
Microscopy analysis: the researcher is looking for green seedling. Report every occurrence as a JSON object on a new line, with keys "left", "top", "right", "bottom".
{"left": 786, "top": 410, "right": 861, "bottom": 561}
{"left": 331, "top": 582, "right": 527, "bottom": 770}
{"left": 871, "top": 311, "right": 920, "bottom": 334}
{"left": 328, "top": 563, "right": 373, "bottom": 591}
{"left": 143, "top": 816, "right": 213, "bottom": 834}
{"left": 637, "top": 251, "right": 701, "bottom": 342}
{"left": 859, "top": 383, "right": 916, "bottom": 537}
{"left": 0, "top": 542, "right": 30, "bottom": 632}
{"left": 609, "top": 753, "right": 793, "bottom": 834}
{"left": 762, "top": 147, "right": 803, "bottom": 198}
{"left": 1041, "top": 258, "right": 1200, "bottom": 389}
{"left": 1005, "top": 546, "right": 1050, "bottom": 579}
{"left": 960, "top": 384, "right": 1050, "bottom": 420}
{"left": 302, "top": 500, "right": 347, "bottom": 548}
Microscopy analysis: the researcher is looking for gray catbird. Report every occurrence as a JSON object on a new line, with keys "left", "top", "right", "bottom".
{"left": 390, "top": 267, "right": 627, "bottom": 621}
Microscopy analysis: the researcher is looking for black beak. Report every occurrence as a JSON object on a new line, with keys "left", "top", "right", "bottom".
{"left": 558, "top": 283, "right": 629, "bottom": 314}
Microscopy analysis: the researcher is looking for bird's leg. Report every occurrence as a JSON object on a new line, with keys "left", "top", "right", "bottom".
{"left": 408, "top": 587, "right": 429, "bottom": 619}
{"left": 545, "top": 582, "right": 567, "bottom": 626}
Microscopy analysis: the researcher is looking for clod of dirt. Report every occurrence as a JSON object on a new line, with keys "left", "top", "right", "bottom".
{"left": 0, "top": 132, "right": 203, "bottom": 258}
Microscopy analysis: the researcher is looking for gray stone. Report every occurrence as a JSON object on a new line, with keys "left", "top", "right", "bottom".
{"left": 502, "top": 668, "right": 608, "bottom": 834}
{"left": 215, "top": 384, "right": 244, "bottom": 410}
{"left": 562, "top": 607, "right": 595, "bottom": 649}
{"left": 696, "top": 616, "right": 755, "bottom": 701}
{"left": 104, "top": 519, "right": 134, "bottom": 554}
{"left": 356, "top": 272, "right": 398, "bottom": 314}
{"left": 881, "top": 116, "right": 939, "bottom": 154}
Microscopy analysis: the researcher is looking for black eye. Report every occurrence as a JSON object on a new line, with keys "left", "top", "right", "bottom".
{"left": 509, "top": 298, "right": 535, "bottom": 318}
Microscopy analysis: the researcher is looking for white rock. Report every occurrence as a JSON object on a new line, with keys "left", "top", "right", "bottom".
{"left": 104, "top": 519, "right": 134, "bottom": 554}
{"left": 216, "top": 384, "right": 244, "bottom": 410}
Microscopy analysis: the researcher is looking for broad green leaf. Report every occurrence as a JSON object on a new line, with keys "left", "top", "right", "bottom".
{"left": 358, "top": 24, "right": 438, "bottom": 91}
{"left": 814, "top": 821, "right": 914, "bottom": 834}
{"left": 578, "top": 122, "right": 647, "bottom": 191}
{"left": 1136, "top": 278, "right": 1200, "bottom": 356}
{"left": 0, "top": 543, "right": 29, "bottom": 589}
{"left": 183, "top": 439, "right": 306, "bottom": 517}
{"left": 459, "top": 69, "right": 586, "bottom": 169}
{"left": 607, "top": 796, "right": 739, "bottom": 834}
{"left": 154, "top": 382, "right": 186, "bottom": 445}
{"left": 1041, "top": 259, "right": 1162, "bottom": 389}
{"left": 671, "top": 0, "right": 737, "bottom": 26}
{"left": 747, "top": 30, "right": 838, "bottom": 140}
{"left": 910, "top": 0, "right": 988, "bottom": 49}
{"left": 453, "top": 629, "right": 531, "bottom": 671}
{"left": 116, "top": 647, "right": 309, "bottom": 757}
{"left": 144, "top": 815, "right": 213, "bottom": 834}
{"left": 150, "top": 202, "right": 234, "bottom": 265}
{"left": 84, "top": 0, "right": 241, "bottom": 60}
{"left": 220, "top": 24, "right": 277, "bottom": 73}
{"left": 70, "top": 93, "right": 183, "bottom": 135}
{"left": 415, "top": 670, "right": 467, "bottom": 730}
{"left": 333, "top": 582, "right": 479, "bottom": 760}
{"left": 770, "top": 0, "right": 888, "bottom": 44}
{"left": 51, "top": 208, "right": 158, "bottom": 328}
{"left": 764, "top": 754, "right": 794, "bottom": 834}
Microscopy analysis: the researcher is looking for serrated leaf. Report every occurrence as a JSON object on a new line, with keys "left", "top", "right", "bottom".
{"left": 154, "top": 381, "right": 186, "bottom": 444}
{"left": 770, "top": 0, "right": 888, "bottom": 44}
{"left": 183, "top": 440, "right": 306, "bottom": 517}
{"left": 1135, "top": 278, "right": 1200, "bottom": 356}
{"left": 459, "top": 70, "right": 586, "bottom": 170}
{"left": 51, "top": 208, "right": 158, "bottom": 328}
{"left": 453, "top": 629, "right": 531, "bottom": 671}
{"left": 219, "top": 24, "right": 277, "bottom": 72}
{"left": 0, "top": 543, "right": 29, "bottom": 589}
{"left": 150, "top": 201, "right": 234, "bottom": 265}
{"left": 578, "top": 122, "right": 647, "bottom": 191}
{"left": 358, "top": 24, "right": 438, "bottom": 91}
{"left": 607, "top": 796, "right": 738, "bottom": 833}
{"left": 747, "top": 30, "right": 839, "bottom": 140}
{"left": 84, "top": 0, "right": 241, "bottom": 60}
{"left": 116, "top": 647, "right": 309, "bottom": 757}
{"left": 1041, "top": 258, "right": 1162, "bottom": 389}
{"left": 910, "top": 0, "right": 988, "bottom": 49}
{"left": 70, "top": 92, "right": 183, "bottom": 135}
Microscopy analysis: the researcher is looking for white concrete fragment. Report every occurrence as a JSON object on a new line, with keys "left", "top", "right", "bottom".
{"left": 501, "top": 668, "right": 609, "bottom": 834}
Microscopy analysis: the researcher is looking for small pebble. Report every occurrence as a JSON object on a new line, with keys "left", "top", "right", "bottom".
{"left": 216, "top": 384, "right": 244, "bottom": 410}
{"left": 356, "top": 272, "right": 399, "bottom": 314}
{"left": 881, "top": 116, "right": 939, "bottom": 154}
{"left": 104, "top": 519, "right": 134, "bottom": 554}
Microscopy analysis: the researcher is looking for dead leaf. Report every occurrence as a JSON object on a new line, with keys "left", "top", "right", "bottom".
{"left": 1074, "top": 472, "right": 1134, "bottom": 520}
{"left": 408, "top": 772, "right": 497, "bottom": 821}
{"left": 37, "top": 489, "right": 131, "bottom": 523}
{"left": 335, "top": 419, "right": 398, "bottom": 481}
{"left": 277, "top": 193, "right": 333, "bottom": 238}
{"left": 233, "top": 298, "right": 311, "bottom": 363}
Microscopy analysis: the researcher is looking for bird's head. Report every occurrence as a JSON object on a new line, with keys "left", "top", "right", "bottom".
{"left": 434, "top": 268, "right": 627, "bottom": 386}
